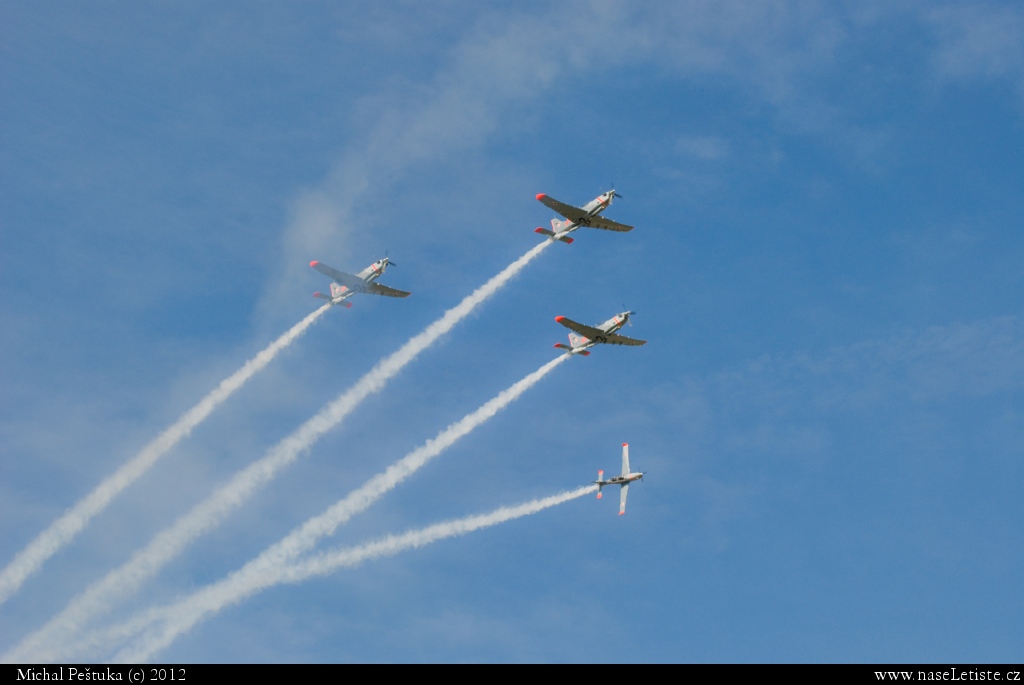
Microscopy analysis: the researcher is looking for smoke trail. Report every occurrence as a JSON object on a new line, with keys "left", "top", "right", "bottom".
{"left": 115, "top": 485, "right": 597, "bottom": 663}
{"left": 0, "top": 304, "right": 331, "bottom": 607}
{"left": 53, "top": 352, "right": 570, "bottom": 660}
{"left": 255, "top": 354, "right": 568, "bottom": 570}
{"left": 64, "top": 353, "right": 568, "bottom": 659}
{"left": 6, "top": 239, "right": 551, "bottom": 663}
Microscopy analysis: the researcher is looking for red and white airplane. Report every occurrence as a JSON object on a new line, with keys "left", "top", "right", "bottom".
{"left": 310, "top": 257, "right": 410, "bottom": 308}
{"left": 553, "top": 311, "right": 646, "bottom": 356}
{"left": 534, "top": 190, "right": 633, "bottom": 244}
{"left": 595, "top": 443, "right": 645, "bottom": 515}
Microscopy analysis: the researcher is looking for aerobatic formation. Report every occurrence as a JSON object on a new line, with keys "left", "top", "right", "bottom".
{"left": 2, "top": 188, "right": 648, "bottom": 663}
{"left": 307, "top": 191, "right": 648, "bottom": 512}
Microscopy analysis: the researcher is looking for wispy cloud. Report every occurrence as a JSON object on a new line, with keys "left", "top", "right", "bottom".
{"left": 927, "top": 3, "right": 1024, "bottom": 100}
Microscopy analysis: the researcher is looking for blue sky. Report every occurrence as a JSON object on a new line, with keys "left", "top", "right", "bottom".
{"left": 2, "top": 1, "right": 1022, "bottom": 663}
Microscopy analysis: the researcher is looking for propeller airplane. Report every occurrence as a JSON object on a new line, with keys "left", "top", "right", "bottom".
{"left": 552, "top": 311, "right": 646, "bottom": 356}
{"left": 534, "top": 189, "right": 633, "bottom": 244}
{"left": 595, "top": 443, "right": 645, "bottom": 515}
{"left": 310, "top": 257, "right": 410, "bottom": 308}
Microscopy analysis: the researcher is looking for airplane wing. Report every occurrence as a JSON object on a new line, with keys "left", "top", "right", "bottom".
{"left": 619, "top": 483, "right": 629, "bottom": 515}
{"left": 536, "top": 194, "right": 588, "bottom": 223}
{"left": 362, "top": 282, "right": 411, "bottom": 298}
{"left": 621, "top": 443, "right": 630, "bottom": 478}
{"left": 588, "top": 216, "right": 634, "bottom": 232}
{"left": 555, "top": 316, "right": 605, "bottom": 340}
{"left": 311, "top": 262, "right": 365, "bottom": 290}
{"left": 602, "top": 332, "right": 647, "bottom": 346}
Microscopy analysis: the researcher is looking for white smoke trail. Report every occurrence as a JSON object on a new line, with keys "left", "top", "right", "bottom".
{"left": 254, "top": 354, "right": 568, "bottom": 569}
{"left": 115, "top": 484, "right": 597, "bottom": 663}
{"left": 64, "top": 353, "right": 569, "bottom": 659}
{"left": 6, "top": 239, "right": 551, "bottom": 663}
{"left": 0, "top": 304, "right": 331, "bottom": 607}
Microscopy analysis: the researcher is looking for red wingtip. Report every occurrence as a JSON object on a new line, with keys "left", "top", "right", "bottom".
{"left": 309, "top": 260, "right": 319, "bottom": 268}
{"left": 623, "top": 443, "right": 628, "bottom": 447}
{"left": 535, "top": 193, "right": 547, "bottom": 201}
{"left": 554, "top": 315, "right": 565, "bottom": 322}
{"left": 618, "top": 511, "right": 625, "bottom": 516}
{"left": 596, "top": 493, "right": 602, "bottom": 499}
{"left": 313, "top": 292, "right": 323, "bottom": 298}
{"left": 534, "top": 227, "right": 545, "bottom": 233}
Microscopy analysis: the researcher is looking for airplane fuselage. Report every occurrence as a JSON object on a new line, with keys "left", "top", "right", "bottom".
{"left": 596, "top": 314, "right": 627, "bottom": 335}
{"left": 356, "top": 260, "right": 388, "bottom": 283}
{"left": 580, "top": 193, "right": 612, "bottom": 218}
{"left": 596, "top": 473, "right": 643, "bottom": 487}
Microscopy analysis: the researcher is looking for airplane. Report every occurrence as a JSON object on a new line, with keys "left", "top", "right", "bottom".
{"left": 310, "top": 257, "right": 410, "bottom": 308}
{"left": 595, "top": 443, "right": 645, "bottom": 515}
{"left": 552, "top": 311, "right": 646, "bottom": 356}
{"left": 533, "top": 189, "right": 633, "bottom": 244}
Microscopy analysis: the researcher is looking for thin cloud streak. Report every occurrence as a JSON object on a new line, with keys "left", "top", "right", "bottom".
{"left": 116, "top": 484, "right": 598, "bottom": 663}
{"left": 0, "top": 303, "right": 332, "bottom": 606}
{"left": 5, "top": 239, "right": 551, "bottom": 664}
{"left": 71, "top": 353, "right": 568, "bottom": 659}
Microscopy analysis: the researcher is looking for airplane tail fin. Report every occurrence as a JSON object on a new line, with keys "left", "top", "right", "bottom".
{"left": 329, "top": 283, "right": 348, "bottom": 298}
{"left": 551, "top": 218, "right": 571, "bottom": 232}
{"left": 555, "top": 333, "right": 590, "bottom": 356}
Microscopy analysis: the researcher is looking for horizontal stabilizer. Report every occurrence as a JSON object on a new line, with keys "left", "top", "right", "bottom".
{"left": 554, "top": 343, "right": 571, "bottom": 350}
{"left": 578, "top": 350, "right": 590, "bottom": 356}
{"left": 534, "top": 227, "right": 574, "bottom": 244}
